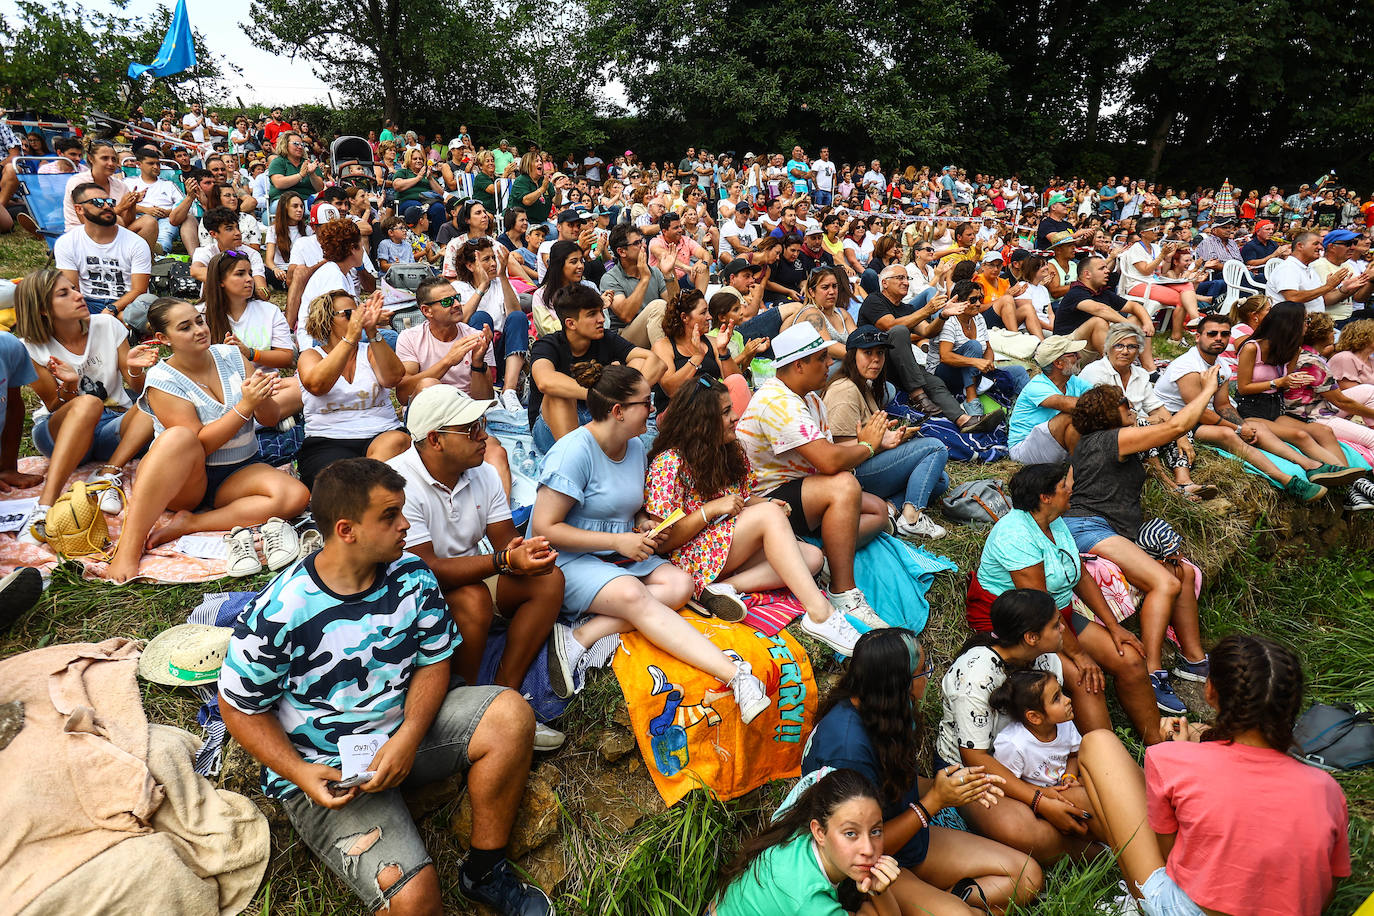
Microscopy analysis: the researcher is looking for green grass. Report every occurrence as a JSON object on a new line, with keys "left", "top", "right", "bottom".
{"left": 2, "top": 227, "right": 1372, "bottom": 914}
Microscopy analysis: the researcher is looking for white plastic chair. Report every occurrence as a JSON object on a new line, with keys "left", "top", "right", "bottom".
{"left": 1116, "top": 266, "right": 1173, "bottom": 334}
{"left": 1220, "top": 260, "right": 1260, "bottom": 313}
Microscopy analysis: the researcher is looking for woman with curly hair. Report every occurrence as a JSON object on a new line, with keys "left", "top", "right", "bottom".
{"left": 1064, "top": 379, "right": 1218, "bottom": 716}
{"left": 782, "top": 266, "right": 857, "bottom": 363}
{"left": 807, "top": 628, "right": 1043, "bottom": 913}
{"left": 710, "top": 768, "right": 903, "bottom": 915}
{"left": 300, "top": 217, "right": 371, "bottom": 326}
{"left": 644, "top": 377, "right": 861, "bottom": 655}
{"left": 1329, "top": 318, "right": 1374, "bottom": 396}
{"left": 1079, "top": 634, "right": 1350, "bottom": 916}
{"left": 649, "top": 288, "right": 744, "bottom": 412}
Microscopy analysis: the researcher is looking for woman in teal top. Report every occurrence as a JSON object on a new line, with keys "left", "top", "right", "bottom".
{"left": 712, "top": 769, "right": 901, "bottom": 916}
{"left": 968, "top": 462, "right": 1165, "bottom": 745}
{"left": 391, "top": 147, "right": 446, "bottom": 231}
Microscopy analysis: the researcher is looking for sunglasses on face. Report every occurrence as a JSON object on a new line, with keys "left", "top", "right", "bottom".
{"left": 333, "top": 308, "right": 355, "bottom": 320}
{"left": 424, "top": 295, "right": 457, "bottom": 308}
{"left": 435, "top": 418, "right": 488, "bottom": 440}
{"left": 82, "top": 197, "right": 117, "bottom": 209}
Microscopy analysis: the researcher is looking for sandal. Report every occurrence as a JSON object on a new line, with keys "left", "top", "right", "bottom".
{"left": 951, "top": 878, "right": 991, "bottom": 911}
{"left": 1177, "top": 483, "right": 1219, "bottom": 502}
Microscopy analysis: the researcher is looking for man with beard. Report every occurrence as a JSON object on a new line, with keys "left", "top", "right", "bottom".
{"left": 55, "top": 182, "right": 151, "bottom": 318}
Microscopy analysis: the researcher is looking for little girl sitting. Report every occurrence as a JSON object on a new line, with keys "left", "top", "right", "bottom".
{"left": 990, "top": 669, "right": 1102, "bottom": 840}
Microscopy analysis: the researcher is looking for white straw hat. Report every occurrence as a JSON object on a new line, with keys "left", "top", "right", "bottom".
{"left": 137, "top": 624, "right": 234, "bottom": 687}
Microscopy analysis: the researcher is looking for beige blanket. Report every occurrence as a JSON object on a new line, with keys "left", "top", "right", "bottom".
{"left": 0, "top": 639, "right": 269, "bottom": 916}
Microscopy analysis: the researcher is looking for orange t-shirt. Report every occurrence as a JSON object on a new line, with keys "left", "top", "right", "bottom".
{"left": 975, "top": 274, "right": 1009, "bottom": 302}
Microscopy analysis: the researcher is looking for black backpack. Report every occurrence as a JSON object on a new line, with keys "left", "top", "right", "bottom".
{"left": 150, "top": 257, "right": 199, "bottom": 299}
{"left": 1291, "top": 703, "right": 1374, "bottom": 771}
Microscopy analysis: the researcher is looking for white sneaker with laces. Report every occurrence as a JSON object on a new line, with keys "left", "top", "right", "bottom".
{"left": 500, "top": 389, "right": 523, "bottom": 414}
{"left": 799, "top": 610, "right": 861, "bottom": 656}
{"left": 223, "top": 526, "right": 263, "bottom": 577}
{"left": 87, "top": 469, "right": 124, "bottom": 514}
{"left": 260, "top": 517, "right": 301, "bottom": 571}
{"left": 728, "top": 660, "right": 771, "bottom": 725}
{"left": 16, "top": 505, "right": 49, "bottom": 547}
{"left": 896, "top": 509, "right": 947, "bottom": 539}
{"left": 533, "top": 720, "right": 566, "bottom": 751}
{"left": 827, "top": 587, "right": 888, "bottom": 631}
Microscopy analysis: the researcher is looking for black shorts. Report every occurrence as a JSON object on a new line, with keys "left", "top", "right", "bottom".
{"left": 296, "top": 430, "right": 401, "bottom": 489}
{"left": 200, "top": 456, "right": 267, "bottom": 510}
{"left": 765, "top": 477, "right": 820, "bottom": 538}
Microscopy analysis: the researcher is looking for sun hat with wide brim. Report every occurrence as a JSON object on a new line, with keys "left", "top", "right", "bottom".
{"left": 137, "top": 624, "right": 234, "bottom": 687}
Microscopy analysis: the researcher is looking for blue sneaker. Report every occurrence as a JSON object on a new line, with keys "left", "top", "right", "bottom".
{"left": 1172, "top": 654, "right": 1210, "bottom": 682}
{"left": 458, "top": 858, "right": 554, "bottom": 915}
{"left": 1150, "top": 670, "right": 1187, "bottom": 715}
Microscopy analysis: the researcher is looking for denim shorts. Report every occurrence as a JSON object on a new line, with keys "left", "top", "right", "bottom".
{"left": 1138, "top": 866, "right": 1206, "bottom": 916}
{"left": 1064, "top": 515, "right": 1119, "bottom": 553}
{"left": 282, "top": 684, "right": 507, "bottom": 910}
{"left": 32, "top": 408, "right": 126, "bottom": 463}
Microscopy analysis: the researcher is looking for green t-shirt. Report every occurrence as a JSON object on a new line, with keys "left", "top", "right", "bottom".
{"left": 379, "top": 129, "right": 394, "bottom": 143}
{"left": 472, "top": 173, "right": 498, "bottom": 212}
{"left": 392, "top": 167, "right": 425, "bottom": 203}
{"left": 713, "top": 832, "right": 845, "bottom": 916}
{"left": 267, "top": 156, "right": 315, "bottom": 202}
{"left": 511, "top": 174, "right": 554, "bottom": 224}
{"left": 493, "top": 149, "right": 515, "bottom": 177}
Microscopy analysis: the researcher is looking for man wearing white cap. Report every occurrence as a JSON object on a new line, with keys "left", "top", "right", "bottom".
{"left": 736, "top": 324, "right": 890, "bottom": 628}
{"left": 1007, "top": 335, "right": 1091, "bottom": 464}
{"left": 386, "top": 385, "right": 566, "bottom": 750}
{"left": 220, "top": 457, "right": 554, "bottom": 916}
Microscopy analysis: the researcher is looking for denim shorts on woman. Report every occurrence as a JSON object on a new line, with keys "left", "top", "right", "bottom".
{"left": 282, "top": 684, "right": 506, "bottom": 910}
{"left": 1138, "top": 866, "right": 1207, "bottom": 916}
{"left": 32, "top": 408, "right": 126, "bottom": 463}
{"left": 1064, "top": 515, "right": 1119, "bottom": 553}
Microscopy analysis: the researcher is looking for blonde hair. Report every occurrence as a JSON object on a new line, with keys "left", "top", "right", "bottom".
{"left": 274, "top": 131, "right": 301, "bottom": 158}
{"left": 1228, "top": 293, "right": 1270, "bottom": 327}
{"left": 305, "top": 290, "right": 353, "bottom": 345}
{"left": 13, "top": 268, "right": 65, "bottom": 344}
{"left": 1334, "top": 319, "right": 1374, "bottom": 354}
{"left": 519, "top": 151, "right": 542, "bottom": 178}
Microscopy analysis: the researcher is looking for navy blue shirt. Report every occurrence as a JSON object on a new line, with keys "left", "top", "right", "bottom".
{"left": 801, "top": 702, "right": 930, "bottom": 868}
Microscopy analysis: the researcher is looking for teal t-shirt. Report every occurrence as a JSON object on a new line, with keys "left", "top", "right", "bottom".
{"left": 266, "top": 156, "right": 315, "bottom": 202}
{"left": 392, "top": 166, "right": 424, "bottom": 203}
{"left": 1007, "top": 373, "right": 1090, "bottom": 447}
{"left": 977, "top": 509, "right": 1081, "bottom": 609}
{"left": 713, "top": 831, "right": 846, "bottom": 916}
{"left": 379, "top": 128, "right": 394, "bottom": 143}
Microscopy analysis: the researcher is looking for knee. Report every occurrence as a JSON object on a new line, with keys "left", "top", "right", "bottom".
{"left": 446, "top": 583, "right": 495, "bottom": 621}
{"left": 659, "top": 565, "right": 694, "bottom": 605}
{"left": 153, "top": 423, "right": 200, "bottom": 456}
{"left": 1078, "top": 727, "right": 1126, "bottom": 768}
{"left": 66, "top": 394, "right": 104, "bottom": 423}
{"left": 1014, "top": 856, "right": 1045, "bottom": 902}
{"left": 278, "top": 478, "right": 311, "bottom": 515}
{"left": 486, "top": 687, "right": 536, "bottom": 735}
{"left": 799, "top": 542, "right": 824, "bottom": 574}
{"left": 604, "top": 576, "right": 651, "bottom": 610}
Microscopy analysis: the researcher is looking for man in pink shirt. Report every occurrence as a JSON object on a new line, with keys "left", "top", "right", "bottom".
{"left": 648, "top": 210, "right": 708, "bottom": 291}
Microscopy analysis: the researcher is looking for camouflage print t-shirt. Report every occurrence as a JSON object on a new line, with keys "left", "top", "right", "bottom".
{"left": 219, "top": 552, "right": 457, "bottom": 799}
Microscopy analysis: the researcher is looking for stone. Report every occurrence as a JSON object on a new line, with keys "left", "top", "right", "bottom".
{"left": 594, "top": 727, "right": 635, "bottom": 764}
{"left": 0, "top": 701, "right": 23, "bottom": 750}
{"left": 451, "top": 766, "right": 562, "bottom": 858}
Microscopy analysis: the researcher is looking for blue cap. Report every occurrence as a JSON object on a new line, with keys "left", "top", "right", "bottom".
{"left": 1323, "top": 229, "right": 1359, "bottom": 247}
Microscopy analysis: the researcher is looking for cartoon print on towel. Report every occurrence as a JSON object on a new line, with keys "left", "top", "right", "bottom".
{"left": 614, "top": 617, "right": 817, "bottom": 806}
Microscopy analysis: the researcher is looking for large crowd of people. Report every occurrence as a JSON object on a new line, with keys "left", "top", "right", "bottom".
{"left": 0, "top": 109, "right": 1363, "bottom": 916}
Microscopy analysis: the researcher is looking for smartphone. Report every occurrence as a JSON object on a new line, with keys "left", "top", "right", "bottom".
{"left": 327, "top": 772, "right": 374, "bottom": 793}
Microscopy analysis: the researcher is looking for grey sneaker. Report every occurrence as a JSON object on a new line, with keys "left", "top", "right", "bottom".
{"left": 896, "top": 509, "right": 947, "bottom": 539}
{"left": 533, "top": 720, "right": 566, "bottom": 752}
{"left": 695, "top": 582, "right": 748, "bottom": 622}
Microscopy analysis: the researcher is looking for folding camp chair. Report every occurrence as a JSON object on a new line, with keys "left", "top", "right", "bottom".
{"left": 13, "top": 157, "right": 69, "bottom": 253}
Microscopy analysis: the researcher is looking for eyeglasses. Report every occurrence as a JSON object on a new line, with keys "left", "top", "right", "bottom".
{"left": 967, "top": 296, "right": 984, "bottom": 304}
{"left": 1199, "top": 329, "right": 1228, "bottom": 337}
{"left": 435, "top": 418, "right": 487, "bottom": 440}
{"left": 82, "top": 197, "right": 117, "bottom": 209}
{"left": 424, "top": 295, "right": 457, "bottom": 308}
{"left": 1110, "top": 342, "right": 1142, "bottom": 353}
{"left": 333, "top": 308, "right": 355, "bottom": 320}
{"left": 912, "top": 660, "right": 935, "bottom": 681}
{"left": 618, "top": 398, "right": 653, "bottom": 411}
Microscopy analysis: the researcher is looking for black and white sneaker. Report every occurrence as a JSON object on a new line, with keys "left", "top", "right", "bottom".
{"left": 458, "top": 858, "right": 554, "bottom": 915}
{"left": 1348, "top": 477, "right": 1374, "bottom": 510}
{"left": 0, "top": 567, "right": 43, "bottom": 632}
{"left": 546, "top": 623, "right": 582, "bottom": 700}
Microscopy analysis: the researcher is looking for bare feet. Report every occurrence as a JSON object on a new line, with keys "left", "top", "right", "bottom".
{"left": 0, "top": 470, "right": 45, "bottom": 491}
{"left": 146, "top": 510, "right": 197, "bottom": 549}
{"left": 104, "top": 554, "right": 142, "bottom": 584}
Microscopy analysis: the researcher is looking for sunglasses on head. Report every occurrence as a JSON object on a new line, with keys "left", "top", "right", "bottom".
{"left": 851, "top": 332, "right": 889, "bottom": 348}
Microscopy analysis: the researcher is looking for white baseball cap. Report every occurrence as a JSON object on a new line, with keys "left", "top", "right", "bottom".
{"left": 405, "top": 385, "right": 494, "bottom": 441}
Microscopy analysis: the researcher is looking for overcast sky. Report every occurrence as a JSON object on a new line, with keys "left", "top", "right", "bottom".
{"left": 2, "top": 0, "right": 334, "bottom": 104}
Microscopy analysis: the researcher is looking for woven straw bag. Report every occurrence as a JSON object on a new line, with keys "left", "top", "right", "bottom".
{"left": 42, "top": 481, "right": 114, "bottom": 560}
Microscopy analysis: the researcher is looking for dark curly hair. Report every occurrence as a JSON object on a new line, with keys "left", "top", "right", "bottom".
{"left": 316, "top": 217, "right": 362, "bottom": 263}
{"left": 649, "top": 377, "right": 750, "bottom": 502}
{"left": 1204, "top": 634, "right": 1305, "bottom": 752}
{"left": 661, "top": 287, "right": 706, "bottom": 341}
{"left": 814, "top": 628, "right": 922, "bottom": 801}
{"left": 1071, "top": 384, "right": 1128, "bottom": 435}
{"left": 1008, "top": 462, "right": 1070, "bottom": 513}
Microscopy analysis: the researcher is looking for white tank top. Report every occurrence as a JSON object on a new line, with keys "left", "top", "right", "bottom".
{"left": 301, "top": 342, "right": 401, "bottom": 439}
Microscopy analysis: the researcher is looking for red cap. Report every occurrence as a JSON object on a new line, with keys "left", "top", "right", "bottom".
{"left": 1253, "top": 219, "right": 1274, "bottom": 232}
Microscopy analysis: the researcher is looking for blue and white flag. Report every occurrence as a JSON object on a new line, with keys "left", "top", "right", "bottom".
{"left": 128, "top": 0, "right": 197, "bottom": 79}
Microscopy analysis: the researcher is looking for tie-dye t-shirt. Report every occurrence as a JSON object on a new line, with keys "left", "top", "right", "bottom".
{"left": 735, "top": 377, "right": 831, "bottom": 495}
{"left": 219, "top": 552, "right": 458, "bottom": 799}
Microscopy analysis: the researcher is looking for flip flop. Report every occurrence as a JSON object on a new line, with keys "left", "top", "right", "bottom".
{"left": 1177, "top": 483, "right": 1219, "bottom": 501}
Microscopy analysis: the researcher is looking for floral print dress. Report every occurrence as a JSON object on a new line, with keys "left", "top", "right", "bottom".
{"left": 644, "top": 449, "right": 750, "bottom": 595}
{"left": 1282, "top": 347, "right": 1342, "bottom": 421}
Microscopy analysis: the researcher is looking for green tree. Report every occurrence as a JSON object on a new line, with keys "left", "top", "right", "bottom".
{"left": 0, "top": 0, "right": 227, "bottom": 120}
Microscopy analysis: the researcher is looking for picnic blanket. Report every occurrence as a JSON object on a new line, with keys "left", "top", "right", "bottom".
{"left": 804, "top": 533, "right": 956, "bottom": 636}
{"left": 740, "top": 588, "right": 807, "bottom": 635}
{"left": 0, "top": 638, "right": 268, "bottom": 915}
{"left": 1203, "top": 440, "right": 1372, "bottom": 487}
{"left": 0, "top": 457, "right": 230, "bottom": 584}
{"left": 612, "top": 616, "right": 816, "bottom": 806}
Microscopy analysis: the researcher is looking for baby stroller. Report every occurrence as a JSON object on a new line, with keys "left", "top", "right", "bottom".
{"left": 330, "top": 136, "right": 381, "bottom": 193}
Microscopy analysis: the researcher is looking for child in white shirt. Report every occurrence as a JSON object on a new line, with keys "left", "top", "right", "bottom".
{"left": 990, "top": 667, "right": 1083, "bottom": 789}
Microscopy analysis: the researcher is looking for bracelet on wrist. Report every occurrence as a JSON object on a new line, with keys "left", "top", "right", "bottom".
{"left": 861, "top": 440, "right": 876, "bottom": 458}
{"left": 908, "top": 801, "right": 930, "bottom": 830}
{"left": 232, "top": 404, "right": 252, "bottom": 423}
{"left": 1030, "top": 789, "right": 1044, "bottom": 815}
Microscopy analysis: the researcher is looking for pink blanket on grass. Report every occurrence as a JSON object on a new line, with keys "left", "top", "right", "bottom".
{"left": 0, "top": 458, "right": 230, "bottom": 584}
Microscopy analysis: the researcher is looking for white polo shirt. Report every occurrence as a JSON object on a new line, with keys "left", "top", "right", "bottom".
{"left": 387, "top": 444, "right": 511, "bottom": 558}
{"left": 1266, "top": 255, "right": 1325, "bottom": 312}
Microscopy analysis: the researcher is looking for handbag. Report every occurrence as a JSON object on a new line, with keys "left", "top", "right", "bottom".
{"left": 1236, "top": 390, "right": 1282, "bottom": 421}
{"left": 940, "top": 480, "right": 1011, "bottom": 525}
{"left": 1291, "top": 703, "right": 1374, "bottom": 771}
{"left": 41, "top": 480, "right": 115, "bottom": 560}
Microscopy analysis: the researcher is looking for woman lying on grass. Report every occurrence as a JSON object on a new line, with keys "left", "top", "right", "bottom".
{"left": 1079, "top": 633, "right": 1351, "bottom": 916}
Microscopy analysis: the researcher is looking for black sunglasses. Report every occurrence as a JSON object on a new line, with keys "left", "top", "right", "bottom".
{"left": 333, "top": 308, "right": 355, "bottom": 320}
{"left": 424, "top": 295, "right": 457, "bottom": 308}
{"left": 82, "top": 197, "right": 117, "bottom": 209}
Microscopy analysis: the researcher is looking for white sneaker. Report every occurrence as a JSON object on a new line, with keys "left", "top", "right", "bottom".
{"left": 546, "top": 623, "right": 585, "bottom": 700}
{"left": 728, "top": 660, "right": 771, "bottom": 725}
{"left": 827, "top": 587, "right": 888, "bottom": 631}
{"left": 532, "top": 717, "right": 566, "bottom": 752}
{"left": 799, "top": 610, "right": 861, "bottom": 657}
{"left": 16, "top": 505, "right": 49, "bottom": 547}
{"left": 259, "top": 517, "right": 301, "bottom": 571}
{"left": 896, "top": 509, "right": 947, "bottom": 539}
{"left": 1093, "top": 881, "right": 1143, "bottom": 915}
{"left": 696, "top": 582, "right": 748, "bottom": 622}
{"left": 223, "top": 526, "right": 263, "bottom": 577}
{"left": 500, "top": 389, "right": 523, "bottom": 414}
{"left": 297, "top": 528, "right": 324, "bottom": 556}
{"left": 88, "top": 469, "right": 125, "bottom": 514}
